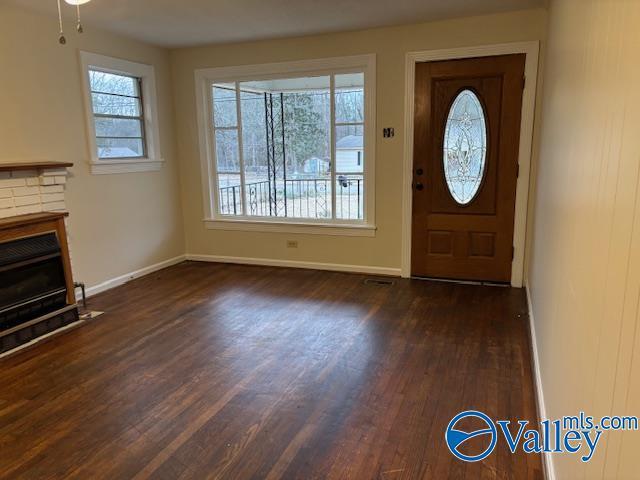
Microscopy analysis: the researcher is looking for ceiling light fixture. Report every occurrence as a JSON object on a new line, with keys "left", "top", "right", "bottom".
{"left": 56, "top": 0, "right": 91, "bottom": 44}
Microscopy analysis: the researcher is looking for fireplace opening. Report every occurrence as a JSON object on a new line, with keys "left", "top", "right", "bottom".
{"left": 0, "top": 233, "right": 68, "bottom": 333}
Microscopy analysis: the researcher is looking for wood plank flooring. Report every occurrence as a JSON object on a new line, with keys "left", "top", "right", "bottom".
{"left": 0, "top": 262, "right": 542, "bottom": 479}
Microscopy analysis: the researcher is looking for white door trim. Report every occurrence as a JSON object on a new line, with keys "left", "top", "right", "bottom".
{"left": 401, "top": 41, "right": 539, "bottom": 287}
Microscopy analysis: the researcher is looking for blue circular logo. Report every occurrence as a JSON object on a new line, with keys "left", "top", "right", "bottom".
{"left": 445, "top": 410, "right": 497, "bottom": 462}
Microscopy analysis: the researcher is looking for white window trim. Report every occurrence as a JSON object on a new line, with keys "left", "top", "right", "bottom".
{"left": 194, "top": 54, "right": 376, "bottom": 236}
{"left": 79, "top": 51, "right": 163, "bottom": 175}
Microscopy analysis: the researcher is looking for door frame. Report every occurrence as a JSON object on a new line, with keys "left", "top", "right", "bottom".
{"left": 401, "top": 41, "right": 539, "bottom": 287}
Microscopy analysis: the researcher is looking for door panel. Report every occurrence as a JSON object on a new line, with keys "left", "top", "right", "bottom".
{"left": 411, "top": 55, "right": 525, "bottom": 282}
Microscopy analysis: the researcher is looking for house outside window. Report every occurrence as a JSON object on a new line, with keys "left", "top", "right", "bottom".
{"left": 195, "top": 55, "right": 376, "bottom": 236}
{"left": 80, "top": 52, "right": 163, "bottom": 174}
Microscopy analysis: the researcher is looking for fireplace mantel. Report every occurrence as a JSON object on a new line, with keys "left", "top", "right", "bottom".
{"left": 0, "top": 211, "right": 68, "bottom": 229}
{"left": 0, "top": 161, "right": 73, "bottom": 172}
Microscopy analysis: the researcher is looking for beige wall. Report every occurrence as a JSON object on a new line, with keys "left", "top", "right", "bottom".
{"left": 0, "top": 5, "right": 547, "bottom": 284}
{"left": 171, "top": 9, "right": 547, "bottom": 270}
{"left": 528, "top": 0, "right": 640, "bottom": 478}
{"left": 0, "top": 4, "right": 185, "bottom": 288}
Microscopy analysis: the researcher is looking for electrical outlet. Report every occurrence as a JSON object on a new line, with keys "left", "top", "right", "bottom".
{"left": 287, "top": 240, "right": 298, "bottom": 248}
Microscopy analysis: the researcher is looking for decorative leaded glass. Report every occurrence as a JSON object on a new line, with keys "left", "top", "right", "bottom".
{"left": 443, "top": 89, "right": 487, "bottom": 205}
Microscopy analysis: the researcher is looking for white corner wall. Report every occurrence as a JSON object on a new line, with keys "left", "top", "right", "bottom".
{"left": 0, "top": 4, "right": 185, "bottom": 289}
{"left": 528, "top": 0, "right": 640, "bottom": 478}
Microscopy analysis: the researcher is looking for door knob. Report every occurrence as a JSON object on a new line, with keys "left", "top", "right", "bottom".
{"left": 416, "top": 168, "right": 424, "bottom": 176}
{"left": 415, "top": 183, "right": 424, "bottom": 191}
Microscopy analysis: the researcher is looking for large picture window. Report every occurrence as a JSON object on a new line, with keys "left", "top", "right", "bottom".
{"left": 195, "top": 55, "right": 376, "bottom": 235}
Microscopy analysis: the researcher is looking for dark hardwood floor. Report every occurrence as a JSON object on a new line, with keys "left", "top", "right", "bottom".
{"left": 0, "top": 262, "right": 542, "bottom": 479}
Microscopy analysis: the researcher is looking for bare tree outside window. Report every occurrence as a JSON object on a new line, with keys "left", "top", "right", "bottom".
{"left": 211, "top": 73, "right": 365, "bottom": 220}
{"left": 89, "top": 70, "right": 146, "bottom": 159}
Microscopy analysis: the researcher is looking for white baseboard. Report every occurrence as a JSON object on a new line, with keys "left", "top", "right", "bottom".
{"left": 78, "top": 255, "right": 187, "bottom": 300}
{"left": 525, "top": 284, "right": 556, "bottom": 480}
{"left": 75, "top": 253, "right": 399, "bottom": 302}
{"left": 185, "top": 253, "right": 401, "bottom": 277}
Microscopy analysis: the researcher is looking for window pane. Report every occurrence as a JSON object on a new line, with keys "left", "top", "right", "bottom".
{"left": 282, "top": 77, "right": 331, "bottom": 218}
{"left": 335, "top": 73, "right": 364, "bottom": 124}
{"left": 95, "top": 117, "right": 143, "bottom": 138}
{"left": 283, "top": 81, "right": 330, "bottom": 178}
{"left": 213, "top": 84, "right": 237, "bottom": 128}
{"left": 215, "top": 129, "right": 240, "bottom": 173}
{"left": 240, "top": 89, "right": 269, "bottom": 217}
{"left": 236, "top": 76, "right": 332, "bottom": 219}
{"left": 335, "top": 124, "right": 364, "bottom": 173}
{"left": 89, "top": 70, "right": 138, "bottom": 96}
{"left": 97, "top": 138, "right": 144, "bottom": 158}
{"left": 92, "top": 92, "right": 141, "bottom": 117}
{"left": 443, "top": 89, "right": 487, "bottom": 205}
{"left": 218, "top": 173, "right": 243, "bottom": 215}
{"left": 335, "top": 174, "right": 364, "bottom": 220}
{"left": 284, "top": 178, "right": 332, "bottom": 219}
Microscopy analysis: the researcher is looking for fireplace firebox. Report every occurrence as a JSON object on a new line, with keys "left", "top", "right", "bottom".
{"left": 0, "top": 213, "right": 78, "bottom": 354}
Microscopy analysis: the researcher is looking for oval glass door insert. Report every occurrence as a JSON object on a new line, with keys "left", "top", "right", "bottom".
{"left": 443, "top": 89, "right": 487, "bottom": 205}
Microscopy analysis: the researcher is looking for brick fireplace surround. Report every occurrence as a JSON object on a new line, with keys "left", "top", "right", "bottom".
{"left": 0, "top": 162, "right": 72, "bottom": 218}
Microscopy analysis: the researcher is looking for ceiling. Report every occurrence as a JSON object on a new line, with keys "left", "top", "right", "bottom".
{"left": 9, "top": 0, "right": 545, "bottom": 48}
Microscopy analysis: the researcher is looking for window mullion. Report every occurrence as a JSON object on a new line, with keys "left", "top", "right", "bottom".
{"left": 334, "top": 121, "right": 364, "bottom": 127}
{"left": 330, "top": 75, "right": 336, "bottom": 220}
{"left": 235, "top": 82, "right": 247, "bottom": 216}
{"left": 136, "top": 77, "right": 147, "bottom": 158}
{"left": 94, "top": 114, "right": 144, "bottom": 121}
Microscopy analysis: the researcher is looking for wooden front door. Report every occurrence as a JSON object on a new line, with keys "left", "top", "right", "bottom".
{"left": 411, "top": 54, "right": 525, "bottom": 282}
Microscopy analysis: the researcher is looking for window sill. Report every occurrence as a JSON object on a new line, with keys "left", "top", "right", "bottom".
{"left": 90, "top": 159, "right": 164, "bottom": 175}
{"left": 204, "top": 218, "right": 376, "bottom": 237}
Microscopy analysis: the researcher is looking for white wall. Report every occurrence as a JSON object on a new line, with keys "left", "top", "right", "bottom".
{"left": 528, "top": 0, "right": 640, "bottom": 478}
{"left": 0, "top": 4, "right": 185, "bottom": 288}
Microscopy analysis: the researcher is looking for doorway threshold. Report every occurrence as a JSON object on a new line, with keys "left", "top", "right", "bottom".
{"left": 410, "top": 276, "right": 510, "bottom": 287}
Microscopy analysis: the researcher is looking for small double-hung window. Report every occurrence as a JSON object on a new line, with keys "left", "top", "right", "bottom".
{"left": 80, "top": 52, "right": 163, "bottom": 174}
{"left": 89, "top": 70, "right": 146, "bottom": 160}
